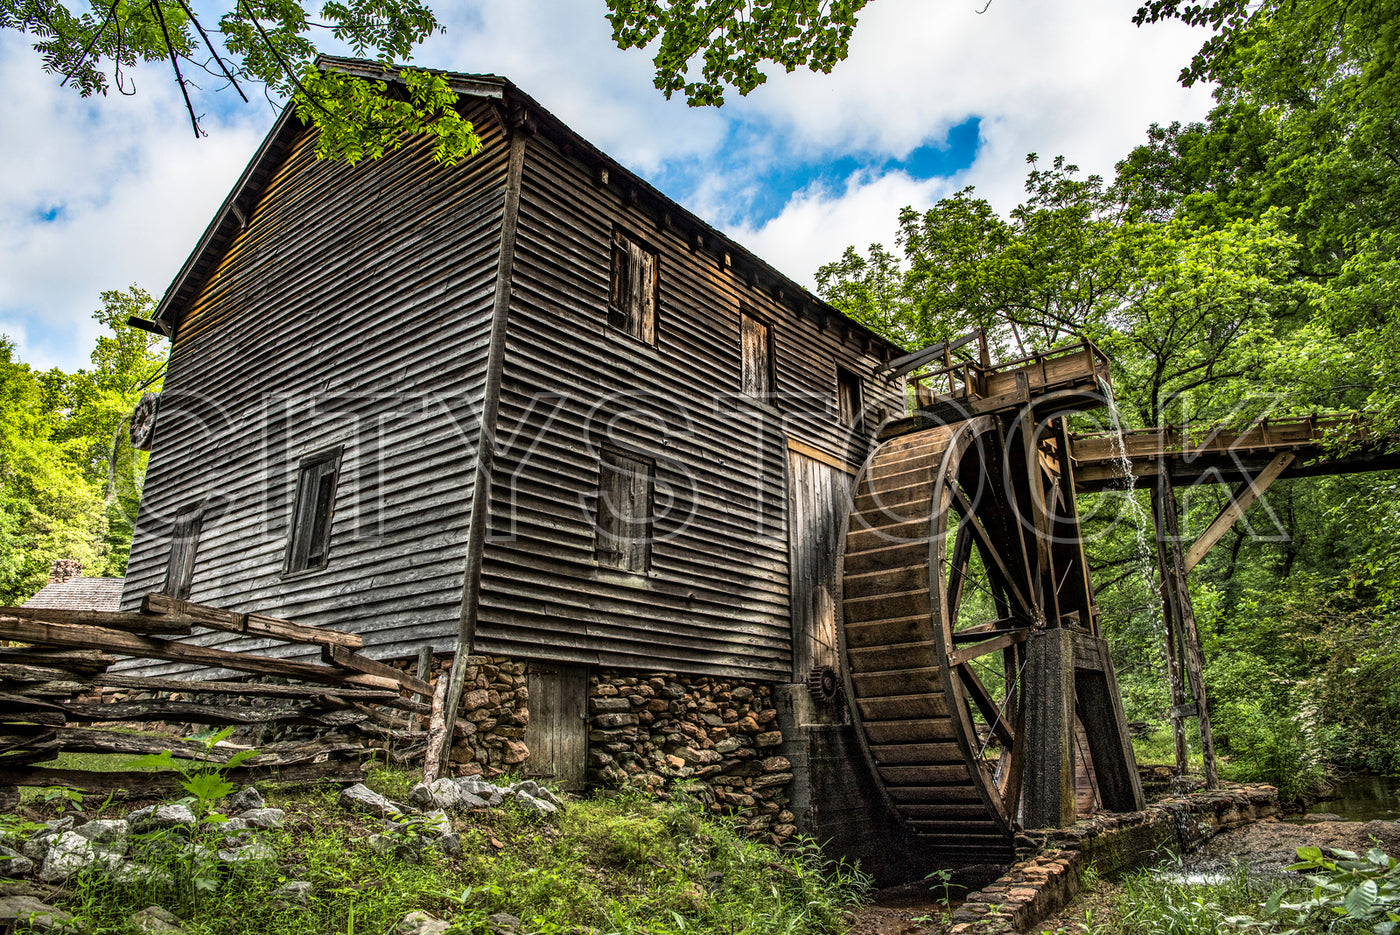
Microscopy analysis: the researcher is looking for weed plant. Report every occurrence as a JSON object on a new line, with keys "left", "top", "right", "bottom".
{"left": 45, "top": 783, "right": 870, "bottom": 935}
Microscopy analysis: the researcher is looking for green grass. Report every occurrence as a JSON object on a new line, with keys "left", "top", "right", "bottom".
{"left": 30, "top": 777, "right": 870, "bottom": 935}
{"left": 1132, "top": 727, "right": 1205, "bottom": 773}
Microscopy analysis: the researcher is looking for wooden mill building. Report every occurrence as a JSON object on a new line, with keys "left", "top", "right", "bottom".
{"left": 122, "top": 57, "right": 915, "bottom": 866}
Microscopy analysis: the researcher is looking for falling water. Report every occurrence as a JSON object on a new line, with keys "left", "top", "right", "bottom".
{"left": 1097, "top": 377, "right": 1159, "bottom": 594}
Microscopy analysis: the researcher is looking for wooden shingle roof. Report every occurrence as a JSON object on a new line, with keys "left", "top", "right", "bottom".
{"left": 23, "top": 577, "right": 125, "bottom": 612}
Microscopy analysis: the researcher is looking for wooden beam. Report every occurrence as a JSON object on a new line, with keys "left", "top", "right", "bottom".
{"left": 956, "top": 664, "right": 1015, "bottom": 750}
{"left": 322, "top": 645, "right": 432, "bottom": 697}
{"left": 422, "top": 673, "right": 450, "bottom": 783}
{"left": 142, "top": 593, "right": 362, "bottom": 649}
{"left": 1183, "top": 452, "right": 1294, "bottom": 573}
{"left": 0, "top": 616, "right": 396, "bottom": 690}
{"left": 946, "top": 629, "right": 1028, "bottom": 668}
{"left": 0, "top": 759, "right": 364, "bottom": 796}
{"left": 92, "top": 673, "right": 410, "bottom": 706}
{"left": 0, "top": 647, "right": 114, "bottom": 673}
{"left": 55, "top": 700, "right": 367, "bottom": 728}
{"left": 0, "top": 606, "right": 191, "bottom": 636}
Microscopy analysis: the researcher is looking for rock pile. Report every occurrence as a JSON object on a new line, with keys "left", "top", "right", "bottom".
{"left": 385, "top": 653, "right": 531, "bottom": 775}
{"left": 584, "top": 672, "right": 795, "bottom": 843}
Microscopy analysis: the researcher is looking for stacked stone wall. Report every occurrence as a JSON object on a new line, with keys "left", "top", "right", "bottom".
{"left": 585, "top": 672, "right": 796, "bottom": 844}
{"left": 383, "top": 653, "right": 529, "bottom": 776}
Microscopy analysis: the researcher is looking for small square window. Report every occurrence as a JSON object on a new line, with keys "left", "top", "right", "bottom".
{"left": 837, "top": 366, "right": 864, "bottom": 431}
{"left": 285, "top": 448, "right": 342, "bottom": 574}
{"left": 740, "top": 310, "right": 774, "bottom": 398}
{"left": 164, "top": 506, "right": 202, "bottom": 600}
{"left": 609, "top": 229, "right": 658, "bottom": 344}
{"left": 596, "top": 448, "right": 655, "bottom": 573}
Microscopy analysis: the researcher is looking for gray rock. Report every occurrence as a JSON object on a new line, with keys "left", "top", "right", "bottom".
{"left": 110, "top": 863, "right": 176, "bottom": 888}
{"left": 226, "top": 786, "right": 265, "bottom": 813}
{"left": 397, "top": 910, "right": 451, "bottom": 935}
{"left": 75, "top": 819, "right": 130, "bottom": 853}
{"left": 418, "top": 810, "right": 453, "bottom": 838}
{"left": 273, "top": 880, "right": 312, "bottom": 908}
{"left": 339, "top": 783, "right": 401, "bottom": 818}
{"left": 0, "top": 844, "right": 33, "bottom": 877}
{"left": 131, "top": 906, "right": 184, "bottom": 933}
{"left": 1302, "top": 812, "right": 1344, "bottom": 823}
{"left": 216, "top": 842, "right": 276, "bottom": 864}
{"left": 43, "top": 817, "right": 75, "bottom": 833}
{"left": 39, "top": 831, "right": 124, "bottom": 883}
{"left": 0, "top": 894, "right": 74, "bottom": 930}
{"left": 21, "top": 829, "right": 56, "bottom": 863}
{"left": 510, "top": 780, "right": 562, "bottom": 807}
{"left": 236, "top": 808, "right": 285, "bottom": 829}
{"left": 132, "top": 804, "right": 196, "bottom": 833}
{"left": 454, "top": 777, "right": 504, "bottom": 807}
{"left": 408, "top": 778, "right": 464, "bottom": 811}
{"left": 508, "top": 791, "right": 557, "bottom": 820}
{"left": 489, "top": 912, "right": 523, "bottom": 935}
{"left": 435, "top": 832, "right": 461, "bottom": 857}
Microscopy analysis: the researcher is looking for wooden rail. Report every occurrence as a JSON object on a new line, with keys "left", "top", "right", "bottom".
{"left": 1068, "top": 414, "right": 1399, "bottom": 492}
{"left": 0, "top": 594, "right": 456, "bottom": 803}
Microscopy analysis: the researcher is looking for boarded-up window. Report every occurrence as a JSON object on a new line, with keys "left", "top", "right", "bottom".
{"left": 164, "top": 506, "right": 202, "bottom": 600}
{"left": 285, "top": 448, "right": 342, "bottom": 574}
{"left": 596, "top": 448, "right": 654, "bottom": 573}
{"left": 836, "top": 366, "right": 863, "bottom": 430}
{"left": 608, "top": 230, "right": 658, "bottom": 344}
{"left": 740, "top": 311, "right": 774, "bottom": 398}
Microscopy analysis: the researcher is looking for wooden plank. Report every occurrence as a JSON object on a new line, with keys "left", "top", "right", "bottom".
{"left": 0, "top": 662, "right": 83, "bottom": 683}
{"left": 876, "top": 764, "right": 972, "bottom": 784}
{"left": 142, "top": 593, "right": 363, "bottom": 649}
{"left": 0, "top": 648, "right": 114, "bottom": 673}
{"left": 1183, "top": 452, "right": 1294, "bottom": 573}
{"left": 93, "top": 673, "right": 413, "bottom": 707}
{"left": 786, "top": 437, "right": 859, "bottom": 476}
{"left": 0, "top": 758, "right": 365, "bottom": 795}
{"left": 948, "top": 486, "right": 1034, "bottom": 616}
{"left": 56, "top": 700, "right": 367, "bottom": 728}
{"left": 322, "top": 645, "right": 433, "bottom": 697}
{"left": 0, "top": 606, "right": 192, "bottom": 636}
{"left": 421, "top": 673, "right": 449, "bottom": 783}
{"left": 0, "top": 616, "right": 395, "bottom": 690}
{"left": 946, "top": 629, "right": 1027, "bottom": 668}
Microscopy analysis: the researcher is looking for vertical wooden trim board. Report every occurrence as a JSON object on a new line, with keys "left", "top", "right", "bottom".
{"left": 439, "top": 128, "right": 529, "bottom": 765}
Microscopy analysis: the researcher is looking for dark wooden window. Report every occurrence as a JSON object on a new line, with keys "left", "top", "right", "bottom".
{"left": 740, "top": 310, "right": 774, "bottom": 398}
{"left": 837, "top": 366, "right": 863, "bottom": 431}
{"left": 164, "top": 506, "right": 202, "bottom": 600}
{"left": 608, "top": 229, "right": 658, "bottom": 344}
{"left": 595, "top": 448, "right": 654, "bottom": 573}
{"left": 285, "top": 448, "right": 342, "bottom": 574}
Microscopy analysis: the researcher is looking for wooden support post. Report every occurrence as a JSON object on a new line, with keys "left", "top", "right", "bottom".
{"left": 422, "top": 674, "right": 450, "bottom": 783}
{"left": 1023, "top": 628, "right": 1077, "bottom": 829}
{"left": 1183, "top": 452, "right": 1294, "bottom": 573}
{"left": 1153, "top": 460, "right": 1219, "bottom": 788}
{"left": 1152, "top": 467, "right": 1191, "bottom": 775}
{"left": 415, "top": 645, "right": 434, "bottom": 731}
{"left": 1071, "top": 634, "right": 1145, "bottom": 812}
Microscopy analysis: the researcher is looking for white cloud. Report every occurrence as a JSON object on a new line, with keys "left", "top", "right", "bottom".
{"left": 0, "top": 34, "right": 270, "bottom": 371}
{"left": 0, "top": 0, "right": 1219, "bottom": 369}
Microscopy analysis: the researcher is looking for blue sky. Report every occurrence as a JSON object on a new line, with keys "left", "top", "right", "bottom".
{"left": 0, "top": 0, "right": 1216, "bottom": 372}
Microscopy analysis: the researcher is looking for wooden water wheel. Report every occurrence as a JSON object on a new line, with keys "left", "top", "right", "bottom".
{"left": 839, "top": 336, "right": 1144, "bottom": 863}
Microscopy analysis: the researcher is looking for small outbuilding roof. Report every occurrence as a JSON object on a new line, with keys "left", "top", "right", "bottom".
{"left": 23, "top": 577, "right": 125, "bottom": 612}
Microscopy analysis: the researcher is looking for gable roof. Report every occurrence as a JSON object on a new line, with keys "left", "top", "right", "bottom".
{"left": 23, "top": 577, "right": 125, "bottom": 612}
{"left": 151, "top": 57, "right": 901, "bottom": 361}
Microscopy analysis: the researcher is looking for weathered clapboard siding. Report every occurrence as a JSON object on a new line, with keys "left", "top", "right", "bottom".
{"left": 120, "top": 100, "right": 513, "bottom": 673}
{"left": 471, "top": 130, "right": 902, "bottom": 678}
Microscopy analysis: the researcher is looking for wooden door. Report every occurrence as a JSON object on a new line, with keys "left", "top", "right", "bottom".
{"left": 524, "top": 664, "right": 588, "bottom": 791}
{"left": 786, "top": 446, "right": 854, "bottom": 680}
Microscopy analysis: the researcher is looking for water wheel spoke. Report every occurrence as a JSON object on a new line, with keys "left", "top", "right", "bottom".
{"left": 948, "top": 485, "right": 1034, "bottom": 616}
{"left": 946, "top": 629, "right": 1028, "bottom": 667}
{"left": 945, "top": 514, "right": 974, "bottom": 624}
{"left": 956, "top": 663, "right": 1015, "bottom": 749}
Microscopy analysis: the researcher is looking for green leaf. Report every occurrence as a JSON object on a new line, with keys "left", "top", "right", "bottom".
{"left": 1347, "top": 880, "right": 1380, "bottom": 919}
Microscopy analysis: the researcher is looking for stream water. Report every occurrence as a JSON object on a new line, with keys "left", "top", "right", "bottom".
{"left": 1300, "top": 773, "right": 1400, "bottom": 822}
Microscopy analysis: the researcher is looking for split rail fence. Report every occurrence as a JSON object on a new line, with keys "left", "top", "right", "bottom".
{"left": 0, "top": 594, "right": 460, "bottom": 805}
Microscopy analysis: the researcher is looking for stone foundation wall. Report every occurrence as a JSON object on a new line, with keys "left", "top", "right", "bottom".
{"left": 585, "top": 672, "right": 796, "bottom": 844}
{"left": 948, "top": 784, "right": 1281, "bottom": 934}
{"left": 383, "top": 653, "right": 529, "bottom": 777}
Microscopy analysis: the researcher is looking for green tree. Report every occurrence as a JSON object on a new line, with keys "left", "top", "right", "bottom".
{"left": 0, "top": 338, "right": 108, "bottom": 603}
